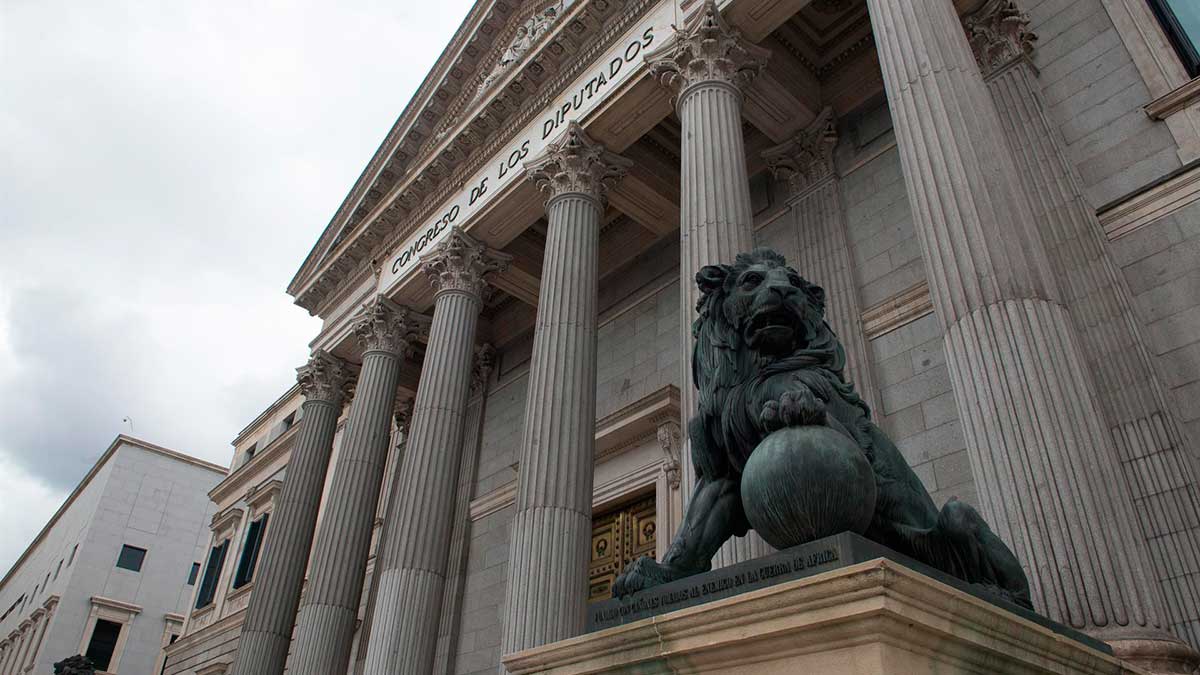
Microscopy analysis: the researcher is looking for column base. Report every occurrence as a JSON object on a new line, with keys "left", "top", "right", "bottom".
{"left": 504, "top": 559, "right": 1144, "bottom": 674}
{"left": 1097, "top": 628, "right": 1200, "bottom": 675}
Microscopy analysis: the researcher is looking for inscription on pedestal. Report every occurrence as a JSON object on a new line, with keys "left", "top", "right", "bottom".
{"left": 586, "top": 532, "right": 1109, "bottom": 655}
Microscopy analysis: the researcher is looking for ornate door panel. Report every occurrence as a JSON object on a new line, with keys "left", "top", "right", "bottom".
{"left": 589, "top": 494, "right": 656, "bottom": 601}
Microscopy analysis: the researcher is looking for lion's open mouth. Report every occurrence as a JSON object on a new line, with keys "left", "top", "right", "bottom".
{"left": 746, "top": 308, "right": 799, "bottom": 351}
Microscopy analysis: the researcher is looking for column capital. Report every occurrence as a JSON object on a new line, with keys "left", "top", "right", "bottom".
{"left": 393, "top": 396, "right": 414, "bottom": 434}
{"left": 471, "top": 343, "right": 497, "bottom": 394}
{"left": 646, "top": 0, "right": 770, "bottom": 100}
{"left": 964, "top": 0, "right": 1037, "bottom": 78}
{"left": 762, "top": 107, "right": 838, "bottom": 198}
{"left": 297, "top": 350, "right": 355, "bottom": 406}
{"left": 420, "top": 227, "right": 512, "bottom": 298}
{"left": 656, "top": 420, "right": 682, "bottom": 490}
{"left": 525, "top": 122, "right": 631, "bottom": 205}
{"left": 353, "top": 297, "right": 430, "bottom": 356}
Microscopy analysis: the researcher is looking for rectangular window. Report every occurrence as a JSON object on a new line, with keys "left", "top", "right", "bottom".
{"left": 54, "top": 559, "right": 62, "bottom": 580}
{"left": 187, "top": 562, "right": 201, "bottom": 586}
{"left": 84, "top": 618, "right": 123, "bottom": 671}
{"left": 194, "top": 540, "right": 229, "bottom": 609}
{"left": 233, "top": 514, "right": 270, "bottom": 589}
{"left": 68, "top": 543, "right": 78, "bottom": 566}
{"left": 1148, "top": 0, "right": 1200, "bottom": 76}
{"left": 116, "top": 545, "right": 147, "bottom": 572}
{"left": 42, "top": 572, "right": 49, "bottom": 593}
{"left": 244, "top": 443, "right": 257, "bottom": 463}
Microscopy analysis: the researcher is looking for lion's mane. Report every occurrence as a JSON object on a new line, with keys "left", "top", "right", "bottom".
{"left": 690, "top": 249, "right": 871, "bottom": 479}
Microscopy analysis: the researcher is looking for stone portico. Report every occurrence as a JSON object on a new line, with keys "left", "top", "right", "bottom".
{"left": 162, "top": 0, "right": 1200, "bottom": 673}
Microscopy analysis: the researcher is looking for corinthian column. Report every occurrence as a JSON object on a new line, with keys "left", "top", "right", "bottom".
{"left": 965, "top": 0, "right": 1200, "bottom": 652}
{"left": 229, "top": 351, "right": 354, "bottom": 675}
{"left": 287, "top": 298, "right": 428, "bottom": 675}
{"left": 763, "top": 108, "right": 878, "bottom": 412}
{"left": 363, "top": 229, "right": 510, "bottom": 675}
{"left": 499, "top": 122, "right": 629, "bottom": 665}
{"left": 646, "top": 0, "right": 773, "bottom": 567}
{"left": 865, "top": 0, "right": 1197, "bottom": 671}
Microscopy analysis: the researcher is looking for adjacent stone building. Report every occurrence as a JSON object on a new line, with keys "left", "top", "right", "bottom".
{"left": 169, "top": 0, "right": 1200, "bottom": 672}
{"left": 0, "top": 436, "right": 224, "bottom": 675}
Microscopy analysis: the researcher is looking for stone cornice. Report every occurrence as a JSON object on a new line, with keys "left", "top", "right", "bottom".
{"left": 292, "top": 0, "right": 649, "bottom": 317}
{"left": 288, "top": 0, "right": 519, "bottom": 296}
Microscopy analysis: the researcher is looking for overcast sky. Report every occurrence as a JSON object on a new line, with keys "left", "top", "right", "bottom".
{"left": 0, "top": 0, "right": 474, "bottom": 575}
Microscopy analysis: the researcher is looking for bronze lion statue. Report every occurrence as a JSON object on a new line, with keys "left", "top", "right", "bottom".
{"left": 613, "top": 249, "right": 1031, "bottom": 609}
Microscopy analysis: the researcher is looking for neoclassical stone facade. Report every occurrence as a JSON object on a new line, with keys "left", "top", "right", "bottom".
{"left": 164, "top": 0, "right": 1200, "bottom": 673}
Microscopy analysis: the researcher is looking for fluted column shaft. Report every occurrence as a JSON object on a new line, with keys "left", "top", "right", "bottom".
{"left": 866, "top": 0, "right": 1191, "bottom": 666}
{"left": 231, "top": 353, "right": 351, "bottom": 675}
{"left": 363, "top": 230, "right": 507, "bottom": 675}
{"left": 764, "top": 110, "right": 878, "bottom": 411}
{"left": 648, "top": 0, "right": 772, "bottom": 567}
{"left": 968, "top": 1, "right": 1200, "bottom": 646}
{"left": 363, "top": 296, "right": 479, "bottom": 673}
{"left": 791, "top": 180, "right": 877, "bottom": 408}
{"left": 502, "top": 191, "right": 601, "bottom": 660}
{"left": 433, "top": 352, "right": 492, "bottom": 675}
{"left": 499, "top": 125, "right": 627, "bottom": 664}
{"left": 288, "top": 300, "right": 424, "bottom": 675}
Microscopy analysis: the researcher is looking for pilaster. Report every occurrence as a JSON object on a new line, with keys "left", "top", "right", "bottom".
{"left": 363, "top": 229, "right": 508, "bottom": 675}
{"left": 865, "top": 0, "right": 1198, "bottom": 671}
{"left": 498, "top": 124, "right": 627, "bottom": 667}
{"left": 965, "top": 0, "right": 1200, "bottom": 652}
{"left": 230, "top": 350, "right": 353, "bottom": 675}
{"left": 287, "top": 299, "right": 428, "bottom": 675}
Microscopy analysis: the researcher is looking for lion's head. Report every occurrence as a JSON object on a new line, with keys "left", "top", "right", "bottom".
{"left": 693, "top": 249, "right": 845, "bottom": 386}
{"left": 696, "top": 249, "right": 828, "bottom": 356}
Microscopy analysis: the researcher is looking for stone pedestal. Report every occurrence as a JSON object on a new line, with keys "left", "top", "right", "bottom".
{"left": 503, "top": 559, "right": 1143, "bottom": 675}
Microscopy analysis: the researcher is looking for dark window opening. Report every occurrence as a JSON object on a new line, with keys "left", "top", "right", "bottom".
{"left": 195, "top": 540, "right": 228, "bottom": 609}
{"left": 187, "top": 562, "right": 201, "bottom": 586}
{"left": 233, "top": 514, "right": 269, "bottom": 589}
{"left": 1148, "top": 0, "right": 1200, "bottom": 77}
{"left": 116, "top": 545, "right": 147, "bottom": 572}
{"left": 281, "top": 411, "right": 296, "bottom": 432}
{"left": 84, "top": 618, "right": 123, "bottom": 671}
{"left": 68, "top": 544, "right": 78, "bottom": 566}
{"left": 54, "top": 559, "right": 62, "bottom": 580}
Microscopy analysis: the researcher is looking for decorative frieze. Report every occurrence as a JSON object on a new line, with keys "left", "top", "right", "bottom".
{"left": 525, "top": 121, "right": 632, "bottom": 204}
{"left": 646, "top": 0, "right": 770, "bottom": 99}
{"left": 420, "top": 227, "right": 512, "bottom": 297}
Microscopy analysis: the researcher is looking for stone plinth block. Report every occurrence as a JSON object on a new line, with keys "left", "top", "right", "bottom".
{"left": 505, "top": 553, "right": 1139, "bottom": 675}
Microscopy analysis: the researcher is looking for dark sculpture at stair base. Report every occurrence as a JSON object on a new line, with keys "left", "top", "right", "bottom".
{"left": 612, "top": 248, "right": 1032, "bottom": 610}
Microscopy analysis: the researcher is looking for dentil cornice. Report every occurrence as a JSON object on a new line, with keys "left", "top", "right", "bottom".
{"left": 525, "top": 121, "right": 632, "bottom": 203}
{"left": 296, "top": 350, "right": 356, "bottom": 405}
{"left": 420, "top": 227, "right": 513, "bottom": 297}
{"left": 646, "top": 0, "right": 771, "bottom": 100}
{"left": 964, "top": 0, "right": 1037, "bottom": 78}
{"left": 762, "top": 107, "right": 838, "bottom": 197}
{"left": 353, "top": 297, "right": 431, "bottom": 356}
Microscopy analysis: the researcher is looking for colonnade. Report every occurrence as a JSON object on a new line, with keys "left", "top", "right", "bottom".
{"left": 228, "top": 1, "right": 1199, "bottom": 674}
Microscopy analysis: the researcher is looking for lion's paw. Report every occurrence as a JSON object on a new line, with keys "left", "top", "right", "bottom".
{"left": 612, "top": 556, "right": 689, "bottom": 599}
{"left": 760, "top": 389, "right": 826, "bottom": 432}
